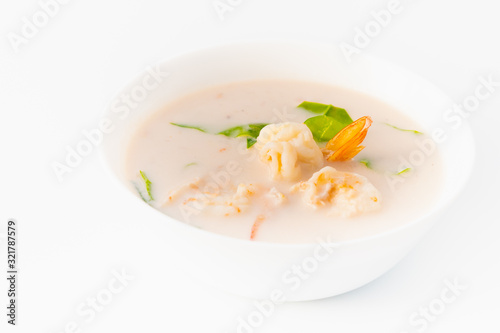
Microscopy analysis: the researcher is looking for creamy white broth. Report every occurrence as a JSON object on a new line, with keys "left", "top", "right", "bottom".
{"left": 125, "top": 80, "right": 443, "bottom": 244}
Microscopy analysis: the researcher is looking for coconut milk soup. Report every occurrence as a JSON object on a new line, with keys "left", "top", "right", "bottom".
{"left": 125, "top": 80, "right": 443, "bottom": 244}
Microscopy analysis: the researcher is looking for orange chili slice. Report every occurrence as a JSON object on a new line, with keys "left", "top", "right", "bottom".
{"left": 324, "top": 116, "right": 372, "bottom": 161}
{"left": 250, "top": 215, "right": 265, "bottom": 240}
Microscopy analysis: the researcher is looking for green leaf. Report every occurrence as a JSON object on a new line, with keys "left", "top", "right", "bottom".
{"left": 139, "top": 170, "right": 154, "bottom": 201}
{"left": 298, "top": 102, "right": 353, "bottom": 122}
{"left": 325, "top": 106, "right": 353, "bottom": 124}
{"left": 171, "top": 122, "right": 267, "bottom": 149}
{"left": 299, "top": 101, "right": 354, "bottom": 142}
{"left": 170, "top": 122, "right": 207, "bottom": 133}
{"left": 134, "top": 183, "right": 149, "bottom": 203}
{"left": 246, "top": 137, "right": 257, "bottom": 148}
{"left": 184, "top": 162, "right": 197, "bottom": 168}
{"left": 396, "top": 167, "right": 411, "bottom": 175}
{"left": 304, "top": 115, "right": 347, "bottom": 142}
{"left": 247, "top": 123, "right": 268, "bottom": 137}
{"left": 217, "top": 125, "right": 245, "bottom": 137}
{"left": 298, "top": 101, "right": 333, "bottom": 114}
{"left": 218, "top": 123, "right": 268, "bottom": 148}
{"left": 218, "top": 123, "right": 268, "bottom": 137}
{"left": 385, "top": 123, "right": 423, "bottom": 135}
{"left": 359, "top": 159, "right": 373, "bottom": 169}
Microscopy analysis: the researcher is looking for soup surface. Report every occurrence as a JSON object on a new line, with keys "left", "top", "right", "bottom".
{"left": 125, "top": 80, "right": 442, "bottom": 244}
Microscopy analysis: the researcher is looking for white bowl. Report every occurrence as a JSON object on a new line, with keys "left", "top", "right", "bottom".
{"left": 100, "top": 41, "right": 474, "bottom": 301}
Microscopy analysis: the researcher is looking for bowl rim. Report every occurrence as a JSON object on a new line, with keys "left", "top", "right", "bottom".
{"left": 100, "top": 39, "right": 476, "bottom": 249}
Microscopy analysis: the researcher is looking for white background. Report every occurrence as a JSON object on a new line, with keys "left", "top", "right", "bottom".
{"left": 1, "top": 0, "right": 499, "bottom": 332}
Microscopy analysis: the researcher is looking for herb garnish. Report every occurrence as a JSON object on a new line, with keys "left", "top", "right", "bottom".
{"left": 396, "top": 167, "right": 411, "bottom": 175}
{"left": 138, "top": 170, "right": 154, "bottom": 202}
{"left": 384, "top": 123, "right": 423, "bottom": 135}
{"left": 299, "top": 101, "right": 354, "bottom": 142}
{"left": 171, "top": 101, "right": 356, "bottom": 148}
{"left": 171, "top": 122, "right": 267, "bottom": 148}
{"left": 359, "top": 159, "right": 373, "bottom": 169}
{"left": 298, "top": 101, "right": 333, "bottom": 115}
{"left": 134, "top": 184, "right": 149, "bottom": 203}
{"left": 170, "top": 123, "right": 207, "bottom": 133}
{"left": 217, "top": 123, "right": 268, "bottom": 148}
{"left": 304, "top": 115, "right": 347, "bottom": 142}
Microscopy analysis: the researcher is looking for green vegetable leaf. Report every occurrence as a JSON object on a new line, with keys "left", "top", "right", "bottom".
{"left": 218, "top": 125, "right": 245, "bottom": 137}
{"left": 359, "top": 159, "right": 373, "bottom": 169}
{"left": 299, "top": 101, "right": 354, "bottom": 142}
{"left": 385, "top": 123, "right": 423, "bottom": 135}
{"left": 396, "top": 167, "right": 411, "bottom": 175}
{"left": 184, "top": 162, "right": 197, "bottom": 168}
{"left": 298, "top": 101, "right": 333, "bottom": 114}
{"left": 170, "top": 122, "right": 207, "bottom": 133}
{"left": 325, "top": 106, "right": 353, "bottom": 124}
{"left": 134, "top": 183, "right": 149, "bottom": 203}
{"left": 139, "top": 170, "right": 154, "bottom": 201}
{"left": 298, "top": 102, "right": 353, "bottom": 123}
{"left": 246, "top": 137, "right": 257, "bottom": 148}
{"left": 218, "top": 123, "right": 268, "bottom": 138}
{"left": 218, "top": 123, "right": 268, "bottom": 148}
{"left": 247, "top": 123, "right": 268, "bottom": 137}
{"left": 304, "top": 115, "right": 347, "bottom": 142}
{"left": 171, "top": 122, "right": 267, "bottom": 149}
